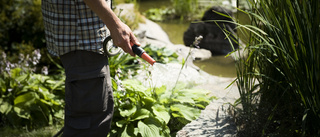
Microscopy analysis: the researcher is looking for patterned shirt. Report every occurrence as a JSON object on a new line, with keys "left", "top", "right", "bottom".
{"left": 41, "top": 0, "right": 111, "bottom": 56}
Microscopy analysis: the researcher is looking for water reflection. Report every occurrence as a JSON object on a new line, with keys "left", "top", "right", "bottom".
{"left": 193, "top": 55, "right": 236, "bottom": 77}
{"left": 156, "top": 21, "right": 190, "bottom": 44}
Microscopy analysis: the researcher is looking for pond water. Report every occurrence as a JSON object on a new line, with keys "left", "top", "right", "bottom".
{"left": 138, "top": 0, "right": 237, "bottom": 78}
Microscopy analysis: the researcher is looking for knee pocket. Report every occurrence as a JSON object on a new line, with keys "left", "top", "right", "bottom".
{"left": 66, "top": 76, "right": 111, "bottom": 113}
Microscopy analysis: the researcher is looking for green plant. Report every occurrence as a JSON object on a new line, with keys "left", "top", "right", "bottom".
{"left": 109, "top": 36, "right": 214, "bottom": 137}
{"left": 0, "top": 0, "right": 45, "bottom": 51}
{"left": 143, "top": 44, "right": 179, "bottom": 64}
{"left": 0, "top": 125, "right": 63, "bottom": 137}
{"left": 109, "top": 79, "right": 214, "bottom": 137}
{"left": 231, "top": 0, "right": 320, "bottom": 136}
{"left": 171, "top": 0, "right": 198, "bottom": 20}
{"left": 108, "top": 52, "right": 139, "bottom": 80}
{"left": 143, "top": 8, "right": 175, "bottom": 22}
{"left": 0, "top": 50, "right": 65, "bottom": 129}
{"left": 142, "top": 0, "right": 205, "bottom": 22}
{"left": 108, "top": 43, "right": 179, "bottom": 80}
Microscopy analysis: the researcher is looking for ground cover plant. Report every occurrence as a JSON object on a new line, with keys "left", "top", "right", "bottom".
{"left": 230, "top": 0, "right": 320, "bottom": 136}
{"left": 0, "top": 43, "right": 213, "bottom": 136}
{"left": 110, "top": 80, "right": 214, "bottom": 137}
{"left": 0, "top": 50, "right": 65, "bottom": 129}
{"left": 108, "top": 37, "right": 215, "bottom": 137}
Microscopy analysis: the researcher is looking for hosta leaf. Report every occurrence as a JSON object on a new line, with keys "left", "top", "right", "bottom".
{"left": 121, "top": 125, "right": 130, "bottom": 137}
{"left": 194, "top": 97, "right": 212, "bottom": 103}
{"left": 138, "top": 120, "right": 160, "bottom": 137}
{"left": 172, "top": 112, "right": 183, "bottom": 118}
{"left": 0, "top": 80, "right": 6, "bottom": 93}
{"left": 170, "top": 104, "right": 201, "bottom": 121}
{"left": 194, "top": 103, "right": 206, "bottom": 109}
{"left": 158, "top": 91, "right": 171, "bottom": 104}
{"left": 38, "top": 86, "right": 54, "bottom": 100}
{"left": 155, "top": 85, "right": 166, "bottom": 95}
{"left": 50, "top": 99, "right": 61, "bottom": 106}
{"left": 133, "top": 127, "right": 139, "bottom": 136}
{"left": 111, "top": 78, "right": 118, "bottom": 91}
{"left": 53, "top": 109, "right": 64, "bottom": 119}
{"left": 172, "top": 82, "right": 188, "bottom": 92}
{"left": 0, "top": 99, "right": 12, "bottom": 114}
{"left": 14, "top": 106, "right": 30, "bottom": 119}
{"left": 126, "top": 124, "right": 136, "bottom": 137}
{"left": 120, "top": 104, "right": 137, "bottom": 117}
{"left": 15, "top": 74, "right": 29, "bottom": 83}
{"left": 122, "top": 79, "right": 146, "bottom": 92}
{"left": 141, "top": 97, "right": 156, "bottom": 106}
{"left": 131, "top": 108, "right": 150, "bottom": 121}
{"left": 40, "top": 99, "right": 52, "bottom": 106}
{"left": 33, "top": 74, "right": 50, "bottom": 83}
{"left": 10, "top": 68, "right": 22, "bottom": 78}
{"left": 116, "top": 120, "right": 127, "bottom": 128}
{"left": 152, "top": 105, "right": 170, "bottom": 124}
{"left": 172, "top": 96, "right": 195, "bottom": 104}
{"left": 162, "top": 126, "right": 171, "bottom": 137}
{"left": 14, "top": 92, "right": 36, "bottom": 107}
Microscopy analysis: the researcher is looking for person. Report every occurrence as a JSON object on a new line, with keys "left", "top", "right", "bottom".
{"left": 41, "top": 0, "right": 140, "bottom": 136}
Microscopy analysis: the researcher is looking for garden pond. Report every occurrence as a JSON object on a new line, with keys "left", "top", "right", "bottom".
{"left": 138, "top": 0, "right": 237, "bottom": 78}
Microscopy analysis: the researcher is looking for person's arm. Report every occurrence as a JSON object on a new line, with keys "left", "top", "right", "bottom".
{"left": 83, "top": 0, "right": 139, "bottom": 56}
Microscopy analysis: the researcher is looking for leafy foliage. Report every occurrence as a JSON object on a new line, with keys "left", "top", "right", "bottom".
{"left": 108, "top": 44, "right": 178, "bottom": 80}
{"left": 0, "top": 0, "right": 45, "bottom": 51}
{"left": 143, "top": 44, "right": 179, "bottom": 64}
{"left": 0, "top": 1, "right": 212, "bottom": 135}
{"left": 142, "top": 0, "right": 201, "bottom": 21}
{"left": 231, "top": 0, "right": 320, "bottom": 136}
{"left": 110, "top": 79, "right": 215, "bottom": 137}
{"left": 108, "top": 52, "right": 139, "bottom": 80}
{"left": 171, "top": 0, "right": 198, "bottom": 20}
{"left": 0, "top": 50, "right": 65, "bottom": 129}
{"left": 143, "top": 8, "right": 175, "bottom": 22}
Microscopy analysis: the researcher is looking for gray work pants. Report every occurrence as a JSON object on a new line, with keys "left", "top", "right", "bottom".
{"left": 60, "top": 50, "right": 114, "bottom": 137}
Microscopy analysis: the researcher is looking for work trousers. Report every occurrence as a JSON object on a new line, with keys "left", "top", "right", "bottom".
{"left": 60, "top": 50, "right": 114, "bottom": 137}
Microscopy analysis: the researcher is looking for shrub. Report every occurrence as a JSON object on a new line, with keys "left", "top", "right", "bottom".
{"left": 0, "top": 0, "right": 45, "bottom": 51}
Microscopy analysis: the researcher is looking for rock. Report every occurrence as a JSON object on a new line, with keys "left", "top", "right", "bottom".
{"left": 115, "top": 3, "right": 239, "bottom": 137}
{"left": 134, "top": 18, "right": 212, "bottom": 62}
{"left": 183, "top": 6, "right": 238, "bottom": 55}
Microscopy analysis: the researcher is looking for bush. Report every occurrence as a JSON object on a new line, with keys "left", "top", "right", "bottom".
{"left": 0, "top": 0, "right": 45, "bottom": 51}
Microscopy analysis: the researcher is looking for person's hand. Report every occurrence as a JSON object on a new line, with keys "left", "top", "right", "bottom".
{"left": 82, "top": 0, "right": 140, "bottom": 56}
{"left": 109, "top": 21, "right": 140, "bottom": 56}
